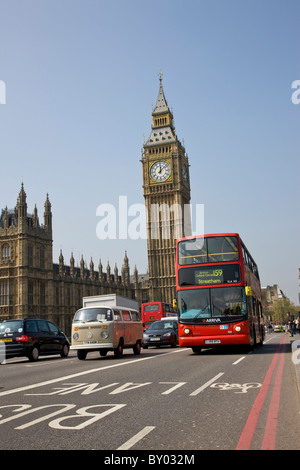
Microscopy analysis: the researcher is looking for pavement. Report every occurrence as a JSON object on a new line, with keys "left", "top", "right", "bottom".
{"left": 290, "top": 338, "right": 300, "bottom": 398}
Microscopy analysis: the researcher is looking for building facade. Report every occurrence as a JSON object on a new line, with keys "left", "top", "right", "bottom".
{"left": 261, "top": 284, "right": 286, "bottom": 307}
{"left": 0, "top": 184, "right": 148, "bottom": 334}
{"left": 299, "top": 268, "right": 300, "bottom": 305}
{"left": 141, "top": 74, "right": 191, "bottom": 303}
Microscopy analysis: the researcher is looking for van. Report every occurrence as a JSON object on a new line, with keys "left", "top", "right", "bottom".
{"left": 70, "top": 305, "right": 143, "bottom": 360}
{"left": 82, "top": 294, "right": 138, "bottom": 310}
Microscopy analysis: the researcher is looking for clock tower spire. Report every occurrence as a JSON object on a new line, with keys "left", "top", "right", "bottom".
{"left": 141, "top": 73, "right": 191, "bottom": 303}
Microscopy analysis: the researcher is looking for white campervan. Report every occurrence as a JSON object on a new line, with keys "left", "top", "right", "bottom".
{"left": 70, "top": 295, "right": 143, "bottom": 360}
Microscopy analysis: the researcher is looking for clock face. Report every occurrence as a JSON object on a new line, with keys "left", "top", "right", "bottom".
{"left": 182, "top": 163, "right": 188, "bottom": 184}
{"left": 150, "top": 160, "right": 171, "bottom": 182}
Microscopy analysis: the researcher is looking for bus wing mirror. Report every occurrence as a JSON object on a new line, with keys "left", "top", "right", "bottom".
{"left": 245, "top": 286, "right": 252, "bottom": 296}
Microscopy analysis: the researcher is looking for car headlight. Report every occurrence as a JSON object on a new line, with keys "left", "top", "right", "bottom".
{"left": 101, "top": 331, "right": 109, "bottom": 339}
{"left": 162, "top": 332, "right": 172, "bottom": 338}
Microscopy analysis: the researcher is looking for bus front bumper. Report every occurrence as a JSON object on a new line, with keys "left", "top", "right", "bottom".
{"left": 179, "top": 334, "right": 250, "bottom": 347}
{"left": 70, "top": 342, "right": 115, "bottom": 350}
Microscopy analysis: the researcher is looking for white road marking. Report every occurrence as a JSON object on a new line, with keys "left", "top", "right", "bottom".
{"left": 189, "top": 372, "right": 224, "bottom": 396}
{"left": 117, "top": 426, "right": 156, "bottom": 450}
{"left": 0, "top": 348, "right": 187, "bottom": 397}
{"left": 160, "top": 382, "right": 186, "bottom": 395}
{"left": 232, "top": 356, "right": 246, "bottom": 365}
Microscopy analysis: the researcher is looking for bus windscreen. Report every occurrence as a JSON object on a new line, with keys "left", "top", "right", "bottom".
{"left": 178, "top": 286, "right": 247, "bottom": 320}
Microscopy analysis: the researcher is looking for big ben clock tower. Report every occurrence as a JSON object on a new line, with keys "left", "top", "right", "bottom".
{"left": 141, "top": 73, "right": 191, "bottom": 303}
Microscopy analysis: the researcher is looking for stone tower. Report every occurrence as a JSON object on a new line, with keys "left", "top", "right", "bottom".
{"left": 0, "top": 183, "right": 53, "bottom": 318}
{"left": 0, "top": 184, "right": 140, "bottom": 333}
{"left": 141, "top": 74, "right": 191, "bottom": 303}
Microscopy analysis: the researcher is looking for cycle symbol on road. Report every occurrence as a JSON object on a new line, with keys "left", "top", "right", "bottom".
{"left": 211, "top": 382, "right": 262, "bottom": 393}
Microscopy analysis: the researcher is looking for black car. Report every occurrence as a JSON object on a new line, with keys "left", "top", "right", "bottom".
{"left": 143, "top": 319, "right": 178, "bottom": 348}
{"left": 0, "top": 318, "right": 69, "bottom": 362}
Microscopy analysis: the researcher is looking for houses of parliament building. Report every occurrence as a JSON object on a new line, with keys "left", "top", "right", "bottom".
{"left": 0, "top": 75, "right": 191, "bottom": 334}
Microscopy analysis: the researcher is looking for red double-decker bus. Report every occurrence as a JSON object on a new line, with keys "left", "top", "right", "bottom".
{"left": 176, "top": 233, "right": 264, "bottom": 352}
{"left": 141, "top": 302, "right": 178, "bottom": 330}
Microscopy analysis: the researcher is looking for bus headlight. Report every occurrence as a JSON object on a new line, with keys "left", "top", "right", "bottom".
{"left": 73, "top": 333, "right": 79, "bottom": 340}
{"left": 234, "top": 326, "right": 242, "bottom": 332}
{"left": 101, "top": 331, "right": 109, "bottom": 339}
{"left": 184, "top": 328, "right": 191, "bottom": 335}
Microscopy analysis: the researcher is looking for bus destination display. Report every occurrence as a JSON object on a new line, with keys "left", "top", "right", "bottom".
{"left": 178, "top": 264, "right": 241, "bottom": 287}
{"left": 195, "top": 268, "right": 223, "bottom": 285}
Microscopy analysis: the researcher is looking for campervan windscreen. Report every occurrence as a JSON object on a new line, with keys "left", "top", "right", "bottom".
{"left": 73, "top": 308, "right": 113, "bottom": 323}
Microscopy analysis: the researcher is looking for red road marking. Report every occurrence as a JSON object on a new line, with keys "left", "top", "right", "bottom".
{"left": 236, "top": 336, "right": 286, "bottom": 450}
{"left": 261, "top": 338, "right": 286, "bottom": 450}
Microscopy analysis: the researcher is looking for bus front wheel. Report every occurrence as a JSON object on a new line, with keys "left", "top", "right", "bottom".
{"left": 114, "top": 341, "right": 123, "bottom": 358}
{"left": 77, "top": 350, "right": 87, "bottom": 360}
{"left": 133, "top": 341, "right": 141, "bottom": 355}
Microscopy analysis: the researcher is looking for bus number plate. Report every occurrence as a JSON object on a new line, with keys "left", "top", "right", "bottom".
{"left": 205, "top": 339, "right": 221, "bottom": 344}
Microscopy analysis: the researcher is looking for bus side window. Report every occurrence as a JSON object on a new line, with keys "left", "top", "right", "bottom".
{"left": 122, "top": 311, "right": 131, "bottom": 321}
{"left": 131, "top": 311, "right": 139, "bottom": 321}
{"left": 246, "top": 296, "right": 253, "bottom": 316}
{"left": 114, "top": 310, "right": 121, "bottom": 321}
{"left": 107, "top": 309, "right": 113, "bottom": 321}
{"left": 252, "top": 297, "right": 258, "bottom": 316}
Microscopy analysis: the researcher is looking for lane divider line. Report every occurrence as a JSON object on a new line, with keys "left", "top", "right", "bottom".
{"left": 117, "top": 426, "right": 156, "bottom": 450}
{"left": 232, "top": 356, "right": 246, "bottom": 365}
{"left": 189, "top": 372, "right": 224, "bottom": 396}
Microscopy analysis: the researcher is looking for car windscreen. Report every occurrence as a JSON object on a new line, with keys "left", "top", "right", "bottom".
{"left": 73, "top": 308, "right": 113, "bottom": 322}
{"left": 0, "top": 320, "right": 23, "bottom": 334}
{"left": 147, "top": 321, "right": 175, "bottom": 330}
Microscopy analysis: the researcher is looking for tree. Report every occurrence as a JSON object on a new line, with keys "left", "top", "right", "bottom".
{"left": 269, "top": 298, "right": 298, "bottom": 324}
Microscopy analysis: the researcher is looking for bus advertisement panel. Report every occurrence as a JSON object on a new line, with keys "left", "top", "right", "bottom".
{"left": 176, "top": 233, "right": 264, "bottom": 352}
{"left": 141, "top": 302, "right": 178, "bottom": 330}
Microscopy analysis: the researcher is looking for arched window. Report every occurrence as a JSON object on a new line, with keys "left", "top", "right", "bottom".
{"left": 2, "top": 244, "right": 10, "bottom": 261}
{"left": 0, "top": 281, "right": 8, "bottom": 305}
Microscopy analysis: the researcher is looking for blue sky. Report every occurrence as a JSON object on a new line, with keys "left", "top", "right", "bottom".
{"left": 0, "top": 0, "right": 299, "bottom": 304}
